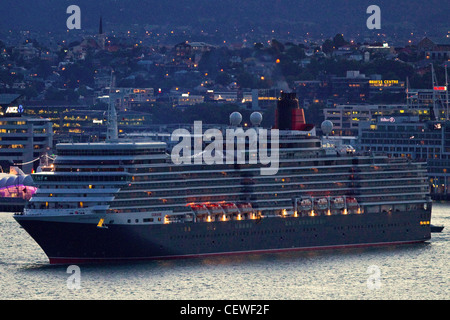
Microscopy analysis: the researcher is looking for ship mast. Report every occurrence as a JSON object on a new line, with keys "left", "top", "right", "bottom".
{"left": 406, "top": 76, "right": 410, "bottom": 108}
{"left": 446, "top": 64, "right": 449, "bottom": 121}
{"left": 106, "top": 71, "right": 119, "bottom": 142}
{"left": 431, "top": 64, "right": 439, "bottom": 121}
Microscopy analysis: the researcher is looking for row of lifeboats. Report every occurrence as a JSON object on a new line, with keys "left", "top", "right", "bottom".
{"left": 187, "top": 202, "right": 257, "bottom": 222}
{"left": 298, "top": 197, "right": 359, "bottom": 211}
{"left": 186, "top": 197, "right": 360, "bottom": 222}
{"left": 188, "top": 202, "right": 253, "bottom": 215}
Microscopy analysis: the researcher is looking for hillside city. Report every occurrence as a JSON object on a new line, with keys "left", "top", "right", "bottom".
{"left": 1, "top": 23, "right": 449, "bottom": 131}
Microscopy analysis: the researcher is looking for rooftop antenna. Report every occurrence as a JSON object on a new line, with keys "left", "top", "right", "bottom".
{"left": 106, "top": 71, "right": 118, "bottom": 142}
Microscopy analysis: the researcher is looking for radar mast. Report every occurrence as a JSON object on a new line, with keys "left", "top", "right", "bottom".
{"left": 106, "top": 71, "right": 119, "bottom": 142}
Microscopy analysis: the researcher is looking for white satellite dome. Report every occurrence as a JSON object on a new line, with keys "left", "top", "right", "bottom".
{"left": 321, "top": 120, "right": 333, "bottom": 136}
{"left": 250, "top": 112, "right": 263, "bottom": 127}
{"left": 229, "top": 112, "right": 243, "bottom": 126}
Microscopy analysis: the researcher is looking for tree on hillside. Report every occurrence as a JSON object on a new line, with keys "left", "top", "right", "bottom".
{"left": 332, "top": 33, "right": 347, "bottom": 48}
{"left": 322, "top": 39, "right": 334, "bottom": 54}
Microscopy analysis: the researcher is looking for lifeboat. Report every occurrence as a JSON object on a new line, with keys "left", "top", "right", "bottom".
{"left": 222, "top": 203, "right": 239, "bottom": 214}
{"left": 237, "top": 203, "right": 253, "bottom": 213}
{"left": 188, "top": 204, "right": 209, "bottom": 215}
{"left": 315, "top": 198, "right": 329, "bottom": 210}
{"left": 332, "top": 197, "right": 345, "bottom": 209}
{"left": 346, "top": 197, "right": 359, "bottom": 207}
{"left": 205, "top": 204, "right": 223, "bottom": 214}
{"left": 299, "top": 199, "right": 312, "bottom": 211}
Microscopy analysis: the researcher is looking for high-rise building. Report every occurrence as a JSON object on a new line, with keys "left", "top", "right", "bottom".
{"left": 0, "top": 96, "right": 53, "bottom": 174}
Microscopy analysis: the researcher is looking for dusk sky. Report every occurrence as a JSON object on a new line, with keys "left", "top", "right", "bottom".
{"left": 0, "top": 0, "right": 448, "bottom": 40}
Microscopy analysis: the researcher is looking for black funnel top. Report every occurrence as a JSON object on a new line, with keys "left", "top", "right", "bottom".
{"left": 277, "top": 92, "right": 299, "bottom": 130}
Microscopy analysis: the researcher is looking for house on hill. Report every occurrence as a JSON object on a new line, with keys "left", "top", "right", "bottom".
{"left": 417, "top": 37, "right": 450, "bottom": 60}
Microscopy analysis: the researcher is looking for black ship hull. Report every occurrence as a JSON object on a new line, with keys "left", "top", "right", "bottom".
{"left": 15, "top": 209, "right": 432, "bottom": 264}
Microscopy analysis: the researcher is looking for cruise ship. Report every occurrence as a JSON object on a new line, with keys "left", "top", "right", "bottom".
{"left": 14, "top": 93, "right": 432, "bottom": 264}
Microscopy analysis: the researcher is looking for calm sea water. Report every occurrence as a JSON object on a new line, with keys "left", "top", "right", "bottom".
{"left": 0, "top": 203, "right": 448, "bottom": 300}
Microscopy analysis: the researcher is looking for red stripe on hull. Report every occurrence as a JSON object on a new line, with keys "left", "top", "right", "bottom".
{"left": 48, "top": 238, "right": 429, "bottom": 265}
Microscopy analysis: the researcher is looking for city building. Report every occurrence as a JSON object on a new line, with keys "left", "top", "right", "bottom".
{"left": 359, "top": 42, "right": 395, "bottom": 55}
{"left": 0, "top": 98, "right": 53, "bottom": 174}
{"left": 22, "top": 102, "right": 152, "bottom": 144}
{"left": 323, "top": 103, "right": 407, "bottom": 136}
{"left": 11, "top": 43, "right": 40, "bottom": 61}
{"left": 251, "top": 89, "right": 281, "bottom": 110}
{"left": 418, "top": 37, "right": 450, "bottom": 60}
{"left": 407, "top": 88, "right": 449, "bottom": 120}
{"left": 357, "top": 116, "right": 450, "bottom": 199}
{"left": 208, "top": 89, "right": 280, "bottom": 110}
{"left": 329, "top": 71, "right": 370, "bottom": 104}
{"left": 213, "top": 91, "right": 238, "bottom": 103}
{"left": 96, "top": 87, "right": 155, "bottom": 111}
{"left": 293, "top": 80, "right": 330, "bottom": 108}
{"left": 369, "top": 78, "right": 406, "bottom": 95}
{"left": 177, "top": 94, "right": 205, "bottom": 106}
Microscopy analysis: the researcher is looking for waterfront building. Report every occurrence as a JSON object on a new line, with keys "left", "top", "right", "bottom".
{"left": 358, "top": 116, "right": 450, "bottom": 199}
{"left": 323, "top": 104, "right": 408, "bottom": 136}
{"left": 21, "top": 102, "right": 152, "bottom": 144}
{"left": 0, "top": 101, "right": 53, "bottom": 174}
{"left": 407, "top": 88, "right": 449, "bottom": 120}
